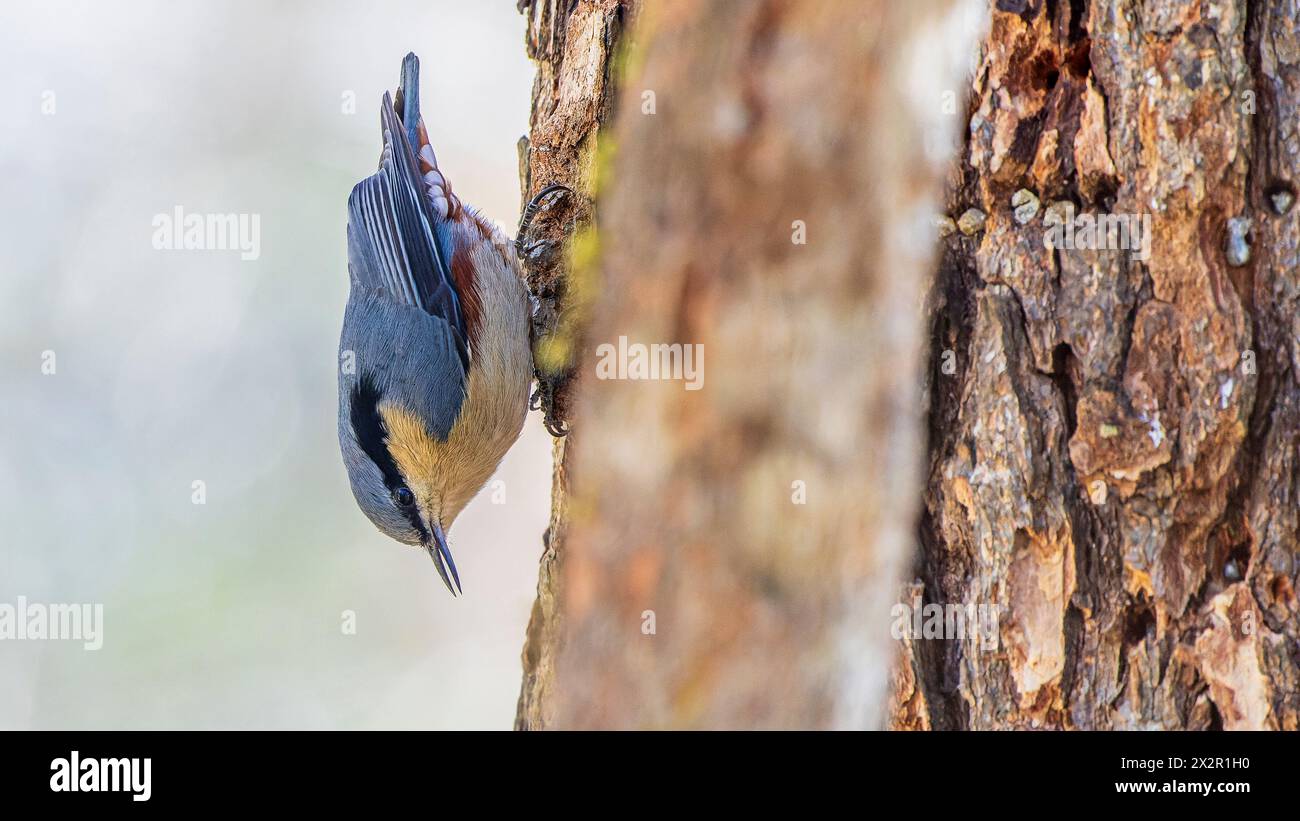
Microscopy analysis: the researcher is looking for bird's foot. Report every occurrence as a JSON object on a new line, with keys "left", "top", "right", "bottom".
{"left": 530, "top": 372, "right": 570, "bottom": 438}
{"left": 514, "top": 184, "right": 572, "bottom": 257}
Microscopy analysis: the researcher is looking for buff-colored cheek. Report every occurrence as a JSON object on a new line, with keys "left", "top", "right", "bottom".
{"left": 378, "top": 403, "right": 441, "bottom": 486}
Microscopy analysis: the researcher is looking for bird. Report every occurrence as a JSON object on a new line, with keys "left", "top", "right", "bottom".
{"left": 338, "top": 52, "right": 543, "bottom": 596}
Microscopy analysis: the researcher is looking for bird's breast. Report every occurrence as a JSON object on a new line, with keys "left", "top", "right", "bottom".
{"left": 393, "top": 218, "right": 534, "bottom": 525}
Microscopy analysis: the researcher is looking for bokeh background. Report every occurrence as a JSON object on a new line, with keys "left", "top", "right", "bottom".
{"left": 0, "top": 0, "right": 550, "bottom": 728}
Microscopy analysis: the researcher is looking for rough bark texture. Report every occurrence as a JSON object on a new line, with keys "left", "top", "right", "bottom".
{"left": 897, "top": 0, "right": 1300, "bottom": 730}
{"left": 535, "top": 0, "right": 973, "bottom": 729}
{"left": 514, "top": 0, "right": 635, "bottom": 731}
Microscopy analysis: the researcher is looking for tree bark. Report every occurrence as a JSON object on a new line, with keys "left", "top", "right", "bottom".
{"left": 517, "top": 0, "right": 976, "bottom": 729}
{"left": 514, "top": 0, "right": 636, "bottom": 731}
{"left": 895, "top": 0, "right": 1300, "bottom": 730}
{"left": 516, "top": 0, "right": 1299, "bottom": 731}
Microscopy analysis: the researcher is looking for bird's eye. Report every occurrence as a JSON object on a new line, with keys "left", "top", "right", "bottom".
{"left": 394, "top": 486, "right": 415, "bottom": 507}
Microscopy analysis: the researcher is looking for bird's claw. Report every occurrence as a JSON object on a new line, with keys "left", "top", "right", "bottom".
{"left": 530, "top": 369, "right": 570, "bottom": 438}
{"left": 514, "top": 184, "right": 572, "bottom": 257}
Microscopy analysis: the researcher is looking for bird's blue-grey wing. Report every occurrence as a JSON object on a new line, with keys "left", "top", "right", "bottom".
{"left": 344, "top": 61, "right": 469, "bottom": 442}
{"left": 346, "top": 83, "right": 469, "bottom": 372}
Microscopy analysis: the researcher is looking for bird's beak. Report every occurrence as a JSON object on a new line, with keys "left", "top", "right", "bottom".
{"left": 425, "top": 522, "right": 462, "bottom": 597}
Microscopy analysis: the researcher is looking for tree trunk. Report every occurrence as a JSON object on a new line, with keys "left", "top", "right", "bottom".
{"left": 514, "top": 0, "right": 636, "bottom": 730}
{"left": 517, "top": 0, "right": 976, "bottom": 729}
{"left": 516, "top": 0, "right": 1299, "bottom": 731}
{"left": 895, "top": 0, "right": 1300, "bottom": 730}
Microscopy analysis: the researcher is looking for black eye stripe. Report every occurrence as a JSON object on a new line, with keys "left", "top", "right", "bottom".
{"left": 349, "top": 374, "right": 402, "bottom": 489}
{"left": 350, "top": 374, "right": 428, "bottom": 539}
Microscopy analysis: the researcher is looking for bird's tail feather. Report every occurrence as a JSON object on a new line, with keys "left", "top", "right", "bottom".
{"left": 395, "top": 52, "right": 421, "bottom": 152}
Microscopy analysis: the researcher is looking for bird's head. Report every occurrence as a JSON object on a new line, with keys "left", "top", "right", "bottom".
{"left": 340, "top": 371, "right": 469, "bottom": 596}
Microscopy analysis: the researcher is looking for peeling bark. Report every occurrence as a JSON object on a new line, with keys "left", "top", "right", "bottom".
{"left": 902, "top": 0, "right": 1300, "bottom": 730}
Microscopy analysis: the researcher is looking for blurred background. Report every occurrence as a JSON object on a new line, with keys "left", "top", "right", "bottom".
{"left": 0, "top": 0, "right": 549, "bottom": 728}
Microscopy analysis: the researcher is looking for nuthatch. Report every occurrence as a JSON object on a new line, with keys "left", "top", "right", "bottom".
{"left": 339, "top": 53, "right": 548, "bottom": 596}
